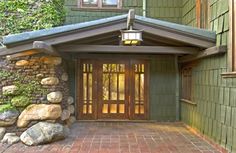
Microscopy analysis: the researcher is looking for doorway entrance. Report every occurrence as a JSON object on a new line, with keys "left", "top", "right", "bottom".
{"left": 77, "top": 59, "right": 149, "bottom": 120}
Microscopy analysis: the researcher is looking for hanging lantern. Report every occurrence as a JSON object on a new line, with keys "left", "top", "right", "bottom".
{"left": 121, "top": 29, "right": 143, "bottom": 45}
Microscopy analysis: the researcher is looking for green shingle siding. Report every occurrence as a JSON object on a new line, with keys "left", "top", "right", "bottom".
{"left": 181, "top": 1, "right": 233, "bottom": 151}
{"left": 147, "top": 0, "right": 182, "bottom": 23}
{"left": 149, "top": 55, "right": 177, "bottom": 121}
{"left": 64, "top": 0, "right": 183, "bottom": 25}
{"left": 210, "top": 0, "right": 229, "bottom": 46}
{"left": 182, "top": 0, "right": 196, "bottom": 27}
{"left": 181, "top": 55, "right": 236, "bottom": 152}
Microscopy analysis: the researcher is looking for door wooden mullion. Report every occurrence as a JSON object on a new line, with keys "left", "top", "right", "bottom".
{"left": 138, "top": 69, "right": 141, "bottom": 114}
{"left": 129, "top": 60, "right": 134, "bottom": 119}
{"left": 117, "top": 71, "right": 119, "bottom": 103}
{"left": 86, "top": 65, "right": 89, "bottom": 114}
{"left": 93, "top": 61, "right": 98, "bottom": 119}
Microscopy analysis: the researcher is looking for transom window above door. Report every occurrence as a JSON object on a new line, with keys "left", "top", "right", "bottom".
{"left": 80, "top": 0, "right": 122, "bottom": 9}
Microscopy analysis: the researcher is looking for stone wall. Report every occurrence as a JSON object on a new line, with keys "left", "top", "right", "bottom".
{"left": 0, "top": 53, "right": 75, "bottom": 145}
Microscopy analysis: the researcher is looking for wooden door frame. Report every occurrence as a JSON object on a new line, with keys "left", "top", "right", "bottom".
{"left": 76, "top": 56, "right": 150, "bottom": 120}
{"left": 77, "top": 59, "right": 99, "bottom": 120}
{"left": 129, "top": 59, "right": 150, "bottom": 120}
{"left": 96, "top": 59, "right": 130, "bottom": 119}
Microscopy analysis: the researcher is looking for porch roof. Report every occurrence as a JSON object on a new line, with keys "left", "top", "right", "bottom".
{"left": 0, "top": 13, "right": 226, "bottom": 61}
{"left": 3, "top": 14, "right": 215, "bottom": 46}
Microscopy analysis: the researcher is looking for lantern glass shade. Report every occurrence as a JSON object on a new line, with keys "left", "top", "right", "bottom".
{"left": 121, "top": 30, "right": 142, "bottom": 45}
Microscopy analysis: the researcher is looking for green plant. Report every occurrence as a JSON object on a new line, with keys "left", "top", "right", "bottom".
{"left": 14, "top": 80, "right": 46, "bottom": 97}
{"left": 0, "top": 70, "right": 12, "bottom": 79}
{"left": 0, "top": 104, "right": 17, "bottom": 113}
{"left": 0, "top": 69, "right": 47, "bottom": 105}
{"left": 11, "top": 96, "right": 31, "bottom": 107}
{"left": 0, "top": 0, "right": 65, "bottom": 36}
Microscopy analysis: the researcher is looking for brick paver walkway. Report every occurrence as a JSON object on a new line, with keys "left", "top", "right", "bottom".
{"left": 0, "top": 122, "right": 224, "bottom": 153}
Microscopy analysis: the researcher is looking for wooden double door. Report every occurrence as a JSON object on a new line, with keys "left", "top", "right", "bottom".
{"left": 78, "top": 59, "right": 149, "bottom": 120}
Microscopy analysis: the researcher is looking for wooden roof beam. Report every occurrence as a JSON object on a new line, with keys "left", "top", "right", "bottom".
{"left": 179, "top": 46, "right": 227, "bottom": 63}
{"left": 56, "top": 45, "right": 200, "bottom": 54}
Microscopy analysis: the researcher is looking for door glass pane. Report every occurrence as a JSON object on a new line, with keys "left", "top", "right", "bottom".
{"left": 88, "top": 105, "right": 92, "bottom": 114}
{"left": 119, "top": 104, "right": 125, "bottom": 114}
{"left": 89, "top": 73, "right": 92, "bottom": 100}
{"left": 103, "top": 64, "right": 108, "bottom": 72}
{"left": 111, "top": 64, "right": 117, "bottom": 72}
{"left": 110, "top": 104, "right": 117, "bottom": 113}
{"left": 103, "top": 74, "right": 109, "bottom": 100}
{"left": 140, "top": 74, "right": 144, "bottom": 101}
{"left": 135, "top": 74, "right": 139, "bottom": 101}
{"left": 135, "top": 65, "right": 138, "bottom": 72}
{"left": 140, "top": 105, "right": 144, "bottom": 114}
{"left": 141, "top": 64, "right": 145, "bottom": 73}
{"left": 120, "top": 64, "right": 125, "bottom": 72}
{"left": 119, "top": 74, "right": 125, "bottom": 100}
{"left": 102, "top": 104, "right": 108, "bottom": 114}
{"left": 83, "top": 73, "right": 87, "bottom": 100}
{"left": 111, "top": 74, "right": 117, "bottom": 100}
{"left": 89, "top": 64, "right": 93, "bottom": 72}
{"left": 135, "top": 105, "right": 139, "bottom": 114}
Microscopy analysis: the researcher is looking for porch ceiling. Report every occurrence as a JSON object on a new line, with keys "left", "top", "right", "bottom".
{"left": 0, "top": 14, "right": 218, "bottom": 57}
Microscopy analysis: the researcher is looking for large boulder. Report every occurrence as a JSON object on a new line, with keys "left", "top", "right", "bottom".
{"left": 17, "top": 104, "right": 62, "bottom": 128}
{"left": 67, "top": 105, "right": 75, "bottom": 115}
{"left": 41, "top": 77, "right": 59, "bottom": 85}
{"left": 2, "top": 85, "right": 18, "bottom": 96}
{"left": 20, "top": 122, "right": 69, "bottom": 146}
{"left": 1, "top": 133, "right": 20, "bottom": 144}
{"left": 47, "top": 91, "right": 63, "bottom": 103}
{"left": 66, "top": 116, "right": 76, "bottom": 127}
{"left": 61, "top": 109, "right": 70, "bottom": 121}
{"left": 15, "top": 60, "right": 29, "bottom": 66}
{"left": 0, "top": 127, "right": 6, "bottom": 140}
{"left": 0, "top": 109, "right": 19, "bottom": 127}
{"left": 61, "top": 73, "right": 68, "bottom": 81}
{"left": 67, "top": 96, "right": 74, "bottom": 105}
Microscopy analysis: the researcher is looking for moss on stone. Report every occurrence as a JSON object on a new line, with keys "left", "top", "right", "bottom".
{"left": 11, "top": 96, "right": 31, "bottom": 108}
{"left": 0, "top": 104, "right": 16, "bottom": 113}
